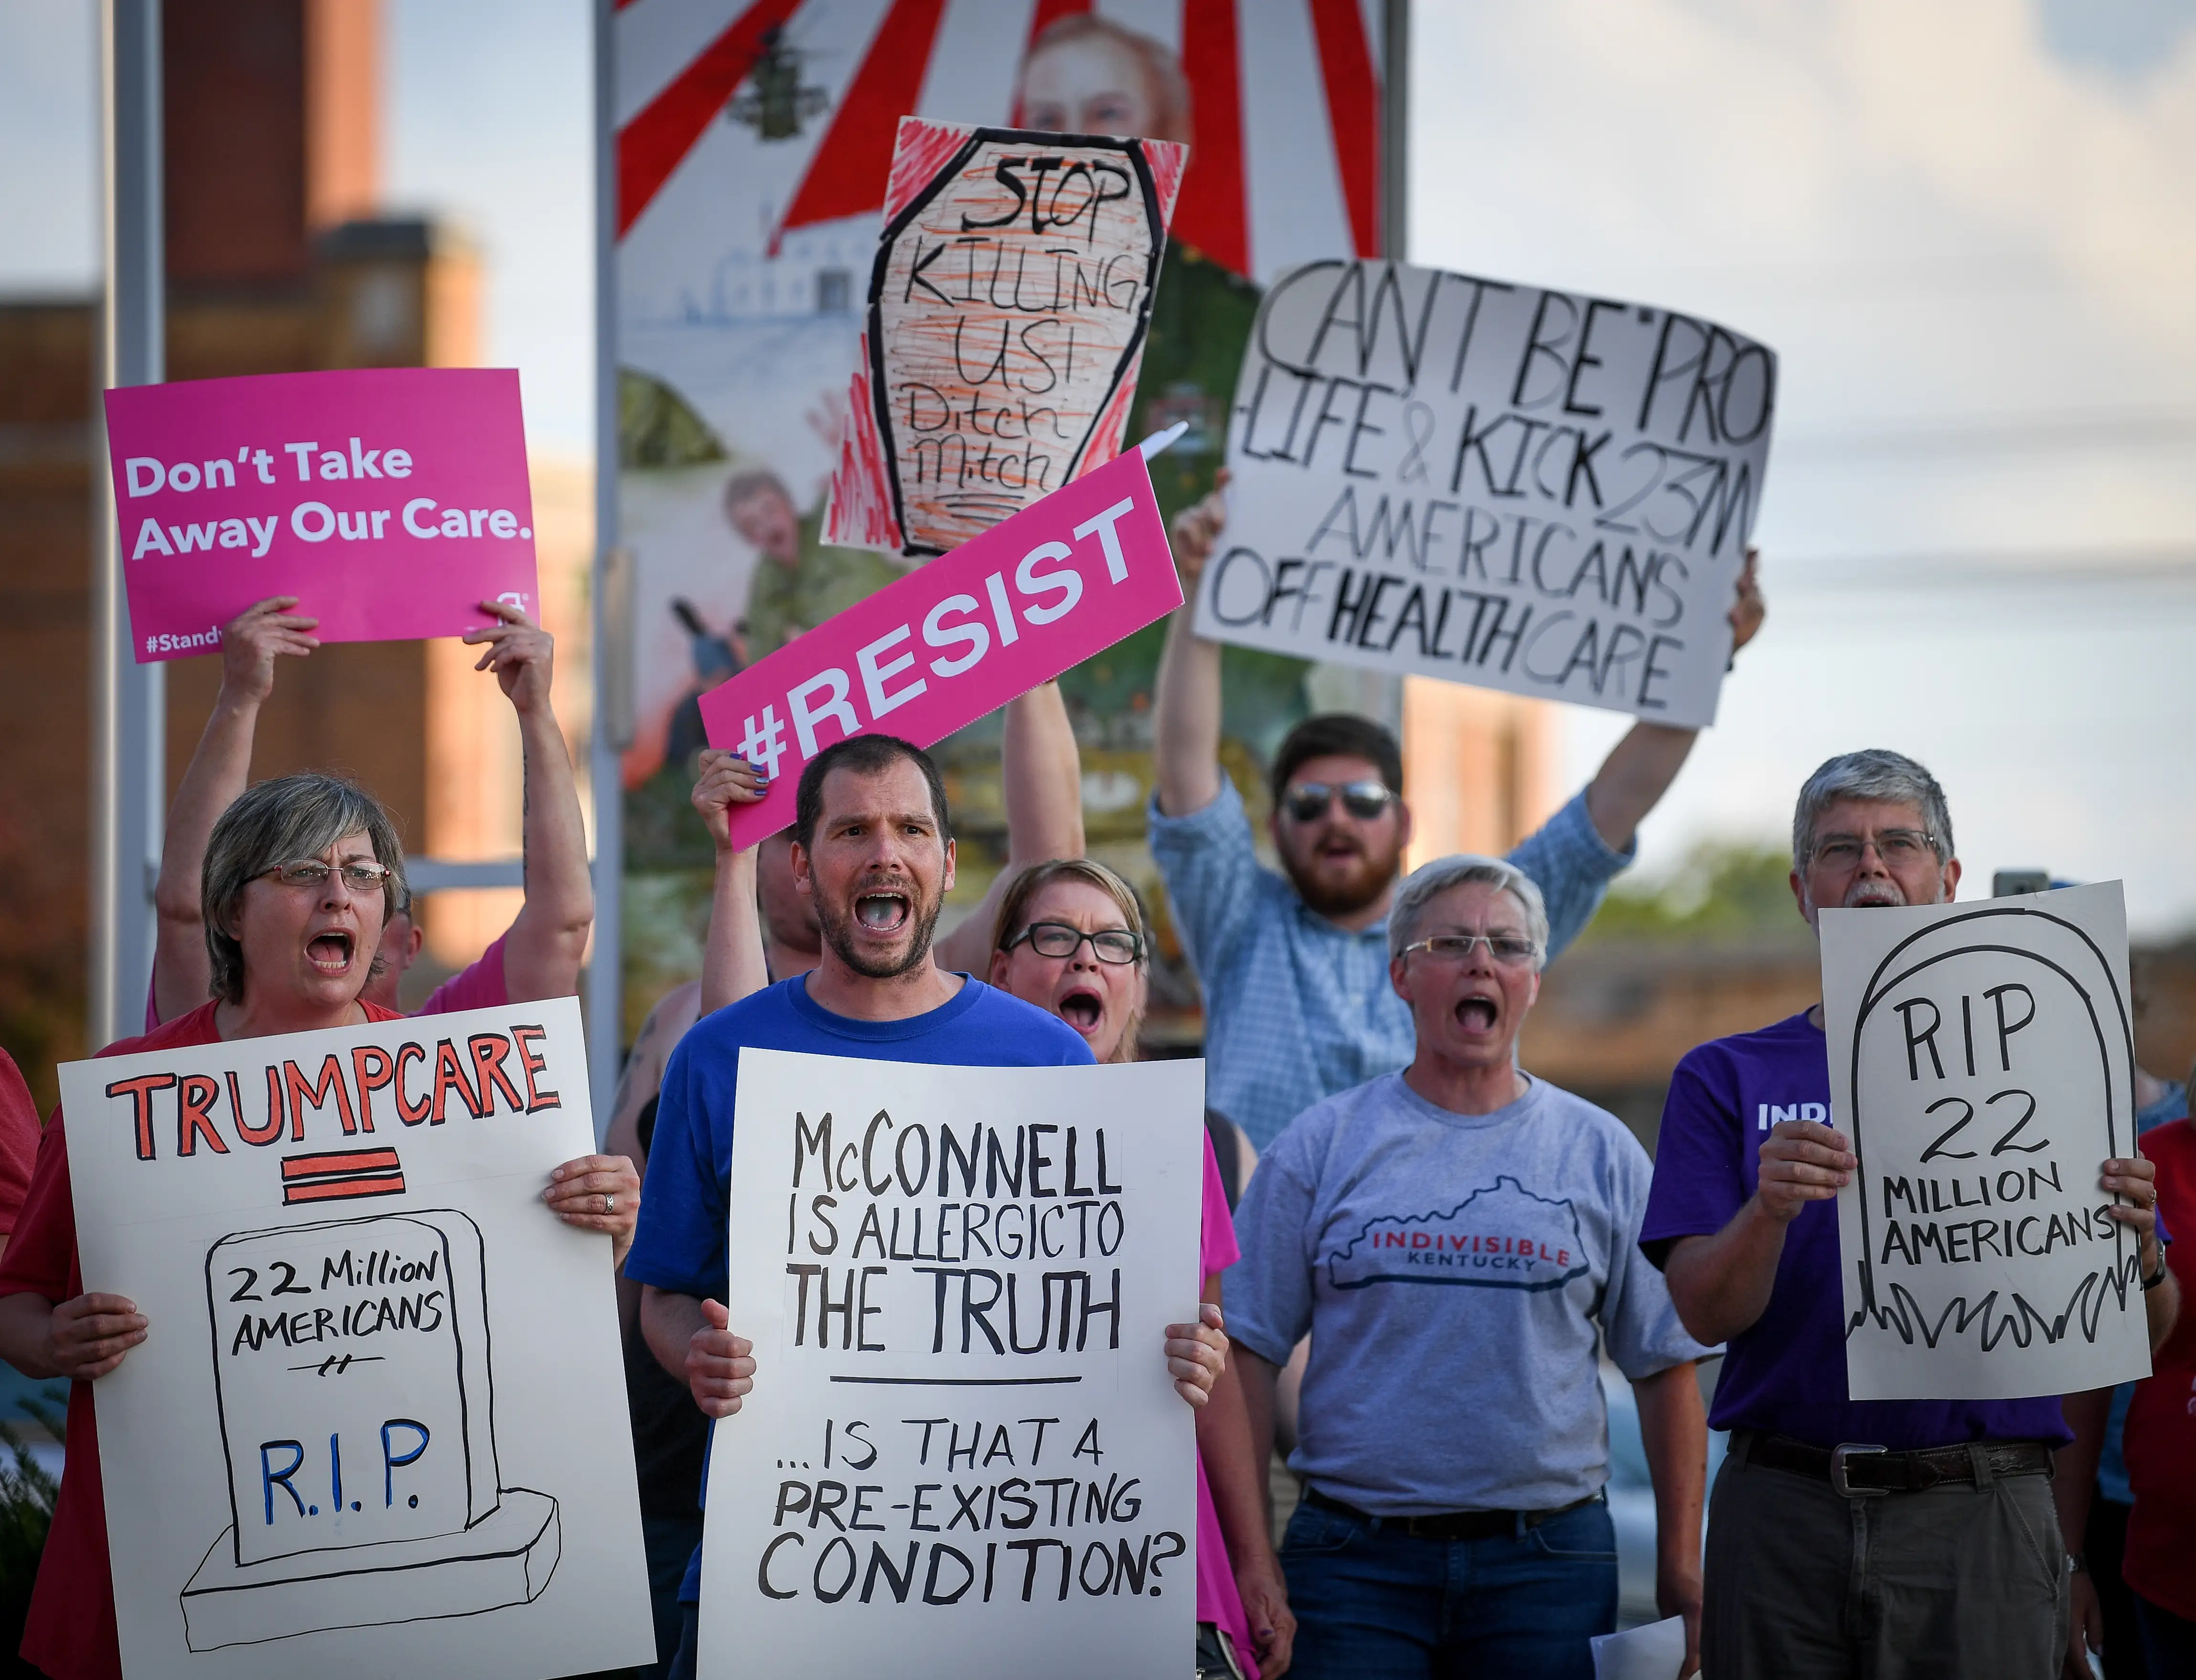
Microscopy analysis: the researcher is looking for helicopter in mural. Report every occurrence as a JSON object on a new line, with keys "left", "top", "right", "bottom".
{"left": 724, "top": 25, "right": 832, "bottom": 141}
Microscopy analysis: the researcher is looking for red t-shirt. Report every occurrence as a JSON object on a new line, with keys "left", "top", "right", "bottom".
{"left": 0, "top": 1000, "right": 404, "bottom": 1680}
{"left": 0, "top": 1049, "right": 44, "bottom": 1235}
{"left": 2124, "top": 1117, "right": 2196, "bottom": 1622}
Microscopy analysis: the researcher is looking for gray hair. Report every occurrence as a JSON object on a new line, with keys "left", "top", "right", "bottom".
{"left": 203, "top": 773, "right": 407, "bottom": 1005}
{"left": 1389, "top": 855, "right": 1550, "bottom": 968}
{"left": 1791, "top": 750, "right": 1954, "bottom": 868}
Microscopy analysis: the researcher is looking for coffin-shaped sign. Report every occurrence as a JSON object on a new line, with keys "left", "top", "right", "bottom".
{"left": 827, "top": 118, "right": 1186, "bottom": 557}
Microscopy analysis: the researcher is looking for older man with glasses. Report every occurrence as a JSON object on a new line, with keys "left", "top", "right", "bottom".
{"left": 1226, "top": 854, "right": 1712, "bottom": 1679}
{"left": 1640, "top": 749, "right": 2179, "bottom": 1680}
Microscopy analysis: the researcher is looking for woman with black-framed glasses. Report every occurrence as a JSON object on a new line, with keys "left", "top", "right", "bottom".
{"left": 988, "top": 859, "right": 1298, "bottom": 1679}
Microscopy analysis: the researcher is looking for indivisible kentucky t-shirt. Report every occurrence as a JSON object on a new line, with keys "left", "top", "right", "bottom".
{"left": 624, "top": 973, "right": 1095, "bottom": 1601}
{"left": 1227, "top": 1071, "right": 1704, "bottom": 1515}
{"left": 1641, "top": 1010, "right": 2071, "bottom": 1451}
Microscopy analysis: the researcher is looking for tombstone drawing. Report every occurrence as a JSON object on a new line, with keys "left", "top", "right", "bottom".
{"left": 179, "top": 1208, "right": 561, "bottom": 1650}
{"left": 1834, "top": 898, "right": 2149, "bottom": 1401}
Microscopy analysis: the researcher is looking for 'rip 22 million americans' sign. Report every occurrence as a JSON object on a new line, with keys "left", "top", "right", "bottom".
{"left": 1197, "top": 259, "right": 1776, "bottom": 728}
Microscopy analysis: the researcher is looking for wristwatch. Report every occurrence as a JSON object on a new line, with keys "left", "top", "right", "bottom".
{"left": 2067, "top": 1552, "right": 2088, "bottom": 1574}
{"left": 2142, "top": 1248, "right": 2171, "bottom": 1292}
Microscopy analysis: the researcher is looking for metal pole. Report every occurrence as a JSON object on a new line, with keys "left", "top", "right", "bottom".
{"left": 90, "top": 0, "right": 166, "bottom": 1051}
{"left": 586, "top": 0, "right": 626, "bottom": 1139}
{"left": 1383, "top": 0, "right": 1410, "bottom": 262}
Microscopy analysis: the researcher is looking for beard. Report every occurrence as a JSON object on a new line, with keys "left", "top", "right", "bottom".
{"left": 813, "top": 877, "right": 943, "bottom": 979}
{"left": 1284, "top": 832, "right": 1403, "bottom": 919}
{"left": 1843, "top": 877, "right": 1910, "bottom": 909}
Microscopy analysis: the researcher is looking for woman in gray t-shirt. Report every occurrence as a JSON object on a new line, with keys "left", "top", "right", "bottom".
{"left": 1227, "top": 855, "right": 1711, "bottom": 1680}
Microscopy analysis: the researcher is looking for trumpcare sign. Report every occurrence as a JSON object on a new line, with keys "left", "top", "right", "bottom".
{"left": 60, "top": 1000, "right": 653, "bottom": 1679}
{"left": 104, "top": 367, "right": 540, "bottom": 660}
{"left": 703, "top": 1051, "right": 1204, "bottom": 1677}
{"left": 1824, "top": 884, "right": 2153, "bottom": 1401}
{"left": 1199, "top": 259, "right": 1777, "bottom": 728}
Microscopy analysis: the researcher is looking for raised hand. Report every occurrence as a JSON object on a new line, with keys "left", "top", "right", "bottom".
{"left": 1167, "top": 468, "right": 1232, "bottom": 589}
{"left": 219, "top": 595, "right": 320, "bottom": 703}
{"left": 462, "top": 599, "right": 555, "bottom": 715}
{"left": 1729, "top": 546, "right": 1766, "bottom": 652}
{"left": 691, "top": 749, "right": 769, "bottom": 852}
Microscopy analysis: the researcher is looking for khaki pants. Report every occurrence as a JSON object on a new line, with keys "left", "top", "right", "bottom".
{"left": 1703, "top": 1432, "right": 2068, "bottom": 1680}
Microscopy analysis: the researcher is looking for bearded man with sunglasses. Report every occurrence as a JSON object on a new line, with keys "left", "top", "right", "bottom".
{"left": 1640, "top": 749, "right": 2177, "bottom": 1680}
{"left": 1154, "top": 480, "right": 1766, "bottom": 1151}
{"left": 1226, "top": 854, "right": 1711, "bottom": 1679}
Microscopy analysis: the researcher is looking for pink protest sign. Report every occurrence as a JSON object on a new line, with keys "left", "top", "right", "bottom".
{"left": 104, "top": 368, "right": 538, "bottom": 662}
{"left": 700, "top": 447, "right": 1179, "bottom": 847}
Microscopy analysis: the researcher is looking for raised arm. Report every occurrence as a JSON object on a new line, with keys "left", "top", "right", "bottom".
{"left": 1152, "top": 475, "right": 1228, "bottom": 818}
{"left": 1582, "top": 548, "right": 1766, "bottom": 852}
{"left": 690, "top": 749, "right": 771, "bottom": 1013}
{"left": 463, "top": 601, "right": 593, "bottom": 1002}
{"left": 153, "top": 597, "right": 320, "bottom": 1021}
{"left": 934, "top": 682, "right": 1083, "bottom": 974}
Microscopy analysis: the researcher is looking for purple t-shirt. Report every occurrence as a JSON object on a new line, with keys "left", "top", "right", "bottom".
{"left": 1641, "top": 1010, "right": 2071, "bottom": 1451}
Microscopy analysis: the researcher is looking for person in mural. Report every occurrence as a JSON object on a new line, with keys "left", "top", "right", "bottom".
{"left": 148, "top": 594, "right": 594, "bottom": 1026}
{"left": 1641, "top": 749, "right": 2177, "bottom": 1680}
{"left": 1154, "top": 484, "right": 1770, "bottom": 1152}
{"left": 724, "top": 468, "right": 904, "bottom": 664}
{"left": 0, "top": 772, "right": 638, "bottom": 1680}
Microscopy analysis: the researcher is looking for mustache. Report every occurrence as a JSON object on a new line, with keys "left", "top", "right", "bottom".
{"left": 1845, "top": 879, "right": 1907, "bottom": 908}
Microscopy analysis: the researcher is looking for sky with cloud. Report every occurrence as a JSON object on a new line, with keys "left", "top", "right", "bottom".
{"left": 4, "top": 0, "right": 2194, "bottom": 926}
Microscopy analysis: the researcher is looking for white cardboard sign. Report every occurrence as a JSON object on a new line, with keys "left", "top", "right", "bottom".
{"left": 1197, "top": 259, "right": 1776, "bottom": 727}
{"left": 1824, "top": 884, "right": 2152, "bottom": 1401}
{"left": 700, "top": 1049, "right": 1203, "bottom": 1677}
{"left": 60, "top": 999, "right": 654, "bottom": 1679}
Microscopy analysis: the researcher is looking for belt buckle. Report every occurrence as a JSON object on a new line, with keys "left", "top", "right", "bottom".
{"left": 1830, "top": 1443, "right": 1890, "bottom": 1498}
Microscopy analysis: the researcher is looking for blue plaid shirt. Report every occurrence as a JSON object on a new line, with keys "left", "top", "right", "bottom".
{"left": 1150, "top": 778, "right": 1633, "bottom": 1149}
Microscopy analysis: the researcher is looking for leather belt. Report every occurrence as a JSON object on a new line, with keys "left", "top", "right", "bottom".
{"left": 1303, "top": 1485, "right": 1601, "bottom": 1541}
{"left": 1743, "top": 1432, "right": 2053, "bottom": 1497}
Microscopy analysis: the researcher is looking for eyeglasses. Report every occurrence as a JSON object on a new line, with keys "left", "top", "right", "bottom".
{"left": 1399, "top": 932, "right": 1541, "bottom": 966}
{"left": 260, "top": 859, "right": 394, "bottom": 894}
{"left": 1282, "top": 779, "right": 1394, "bottom": 824}
{"left": 1005, "top": 921, "right": 1144, "bottom": 965}
{"left": 1809, "top": 830, "right": 1939, "bottom": 871}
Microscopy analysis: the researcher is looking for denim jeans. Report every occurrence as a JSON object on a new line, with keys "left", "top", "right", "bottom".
{"left": 1278, "top": 1492, "right": 1618, "bottom": 1680}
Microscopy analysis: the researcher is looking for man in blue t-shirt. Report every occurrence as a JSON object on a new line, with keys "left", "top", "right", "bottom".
{"left": 1641, "top": 749, "right": 2175, "bottom": 1680}
{"left": 625, "top": 734, "right": 1225, "bottom": 1679}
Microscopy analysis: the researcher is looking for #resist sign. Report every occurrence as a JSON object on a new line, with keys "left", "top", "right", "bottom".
{"left": 1825, "top": 884, "right": 2152, "bottom": 1401}
{"left": 702, "top": 1051, "right": 1204, "bottom": 1678}
{"left": 60, "top": 1000, "right": 653, "bottom": 1679}
{"left": 105, "top": 368, "right": 539, "bottom": 661}
{"left": 825, "top": 118, "right": 1185, "bottom": 557}
{"left": 1198, "top": 259, "right": 1777, "bottom": 728}
{"left": 701, "top": 446, "right": 1179, "bottom": 849}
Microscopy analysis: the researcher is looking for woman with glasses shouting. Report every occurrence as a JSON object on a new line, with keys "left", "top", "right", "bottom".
{"left": 987, "top": 860, "right": 1297, "bottom": 1680}
{"left": 0, "top": 773, "right": 637, "bottom": 1680}
{"left": 1225, "top": 854, "right": 1713, "bottom": 1680}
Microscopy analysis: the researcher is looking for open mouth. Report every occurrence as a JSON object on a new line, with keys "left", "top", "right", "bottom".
{"left": 853, "top": 890, "right": 911, "bottom": 936}
{"left": 1057, "top": 986, "right": 1105, "bottom": 1034}
{"left": 1456, "top": 996, "right": 1499, "bottom": 1033}
{"left": 307, "top": 930, "right": 354, "bottom": 974}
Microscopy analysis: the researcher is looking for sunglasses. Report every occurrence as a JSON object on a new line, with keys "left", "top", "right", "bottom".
{"left": 1005, "top": 922, "right": 1144, "bottom": 965}
{"left": 1282, "top": 779, "right": 1395, "bottom": 824}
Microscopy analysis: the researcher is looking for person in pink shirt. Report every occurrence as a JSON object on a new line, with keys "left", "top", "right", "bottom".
{"left": 149, "top": 595, "right": 594, "bottom": 1025}
{"left": 989, "top": 858, "right": 1294, "bottom": 1680}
